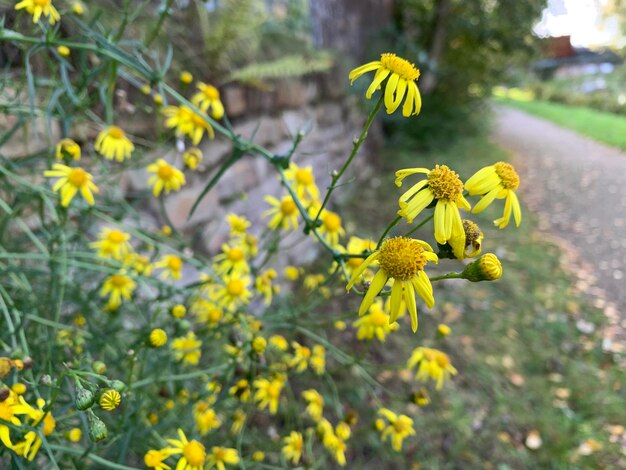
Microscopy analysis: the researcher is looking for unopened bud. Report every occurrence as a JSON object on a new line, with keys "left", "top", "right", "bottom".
{"left": 462, "top": 253, "right": 502, "bottom": 282}
{"left": 0, "top": 387, "right": 10, "bottom": 402}
{"left": 92, "top": 361, "right": 107, "bottom": 375}
{"left": 109, "top": 380, "right": 126, "bottom": 393}
{"left": 40, "top": 374, "right": 52, "bottom": 386}
{"left": 75, "top": 387, "right": 95, "bottom": 410}
{"left": 87, "top": 410, "right": 108, "bottom": 442}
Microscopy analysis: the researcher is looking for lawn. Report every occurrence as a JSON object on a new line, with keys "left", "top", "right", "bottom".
{"left": 336, "top": 134, "right": 626, "bottom": 468}
{"left": 494, "top": 97, "right": 626, "bottom": 151}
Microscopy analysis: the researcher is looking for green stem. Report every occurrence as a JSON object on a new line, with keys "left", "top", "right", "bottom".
{"left": 429, "top": 272, "right": 463, "bottom": 282}
{"left": 403, "top": 213, "right": 434, "bottom": 238}
{"left": 48, "top": 445, "right": 140, "bottom": 470}
{"left": 313, "top": 95, "right": 384, "bottom": 223}
{"left": 376, "top": 215, "right": 402, "bottom": 248}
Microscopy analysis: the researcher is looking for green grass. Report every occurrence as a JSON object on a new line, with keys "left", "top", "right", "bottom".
{"left": 338, "top": 134, "right": 626, "bottom": 468}
{"left": 495, "top": 97, "right": 626, "bottom": 151}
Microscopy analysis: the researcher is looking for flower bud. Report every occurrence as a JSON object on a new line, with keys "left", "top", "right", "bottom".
{"left": 109, "top": 380, "right": 126, "bottom": 393}
{"left": 0, "top": 357, "right": 13, "bottom": 379}
{"left": 75, "top": 386, "right": 95, "bottom": 410}
{"left": 0, "top": 387, "right": 10, "bottom": 402}
{"left": 461, "top": 253, "right": 502, "bottom": 282}
{"left": 92, "top": 361, "right": 107, "bottom": 375}
{"left": 87, "top": 410, "right": 108, "bottom": 442}
{"left": 40, "top": 374, "right": 52, "bottom": 386}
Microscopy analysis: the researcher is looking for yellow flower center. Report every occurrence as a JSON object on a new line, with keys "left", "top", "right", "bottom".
{"left": 109, "top": 275, "right": 129, "bottom": 288}
{"left": 295, "top": 168, "right": 314, "bottom": 185}
{"left": 378, "top": 237, "right": 427, "bottom": 281}
{"left": 227, "top": 279, "right": 244, "bottom": 296}
{"left": 107, "top": 126, "right": 125, "bottom": 139}
{"left": 392, "top": 416, "right": 412, "bottom": 434}
{"left": 369, "top": 308, "right": 388, "bottom": 327}
{"left": 427, "top": 164, "right": 463, "bottom": 201}
{"left": 322, "top": 212, "right": 342, "bottom": 232}
{"left": 167, "top": 256, "right": 182, "bottom": 271}
{"left": 380, "top": 53, "right": 420, "bottom": 81}
{"left": 201, "top": 84, "right": 220, "bottom": 100}
{"left": 434, "top": 351, "right": 450, "bottom": 368}
{"left": 280, "top": 198, "right": 297, "bottom": 216}
{"left": 67, "top": 168, "right": 88, "bottom": 187}
{"left": 463, "top": 220, "right": 482, "bottom": 248}
{"left": 266, "top": 383, "right": 280, "bottom": 398}
{"left": 227, "top": 247, "right": 245, "bottom": 262}
{"left": 494, "top": 162, "right": 520, "bottom": 190}
{"left": 157, "top": 164, "right": 175, "bottom": 181}
{"left": 107, "top": 230, "right": 127, "bottom": 244}
{"left": 183, "top": 440, "right": 206, "bottom": 467}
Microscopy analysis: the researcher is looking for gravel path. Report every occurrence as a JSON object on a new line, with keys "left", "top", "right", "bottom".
{"left": 492, "top": 106, "right": 626, "bottom": 353}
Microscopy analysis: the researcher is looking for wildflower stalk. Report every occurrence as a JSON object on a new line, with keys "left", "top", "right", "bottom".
{"left": 313, "top": 95, "right": 384, "bottom": 224}
{"left": 376, "top": 215, "right": 402, "bottom": 249}
{"left": 429, "top": 272, "right": 463, "bottom": 282}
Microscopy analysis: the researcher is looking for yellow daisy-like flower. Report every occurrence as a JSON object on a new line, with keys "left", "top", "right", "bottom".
{"left": 347, "top": 236, "right": 437, "bottom": 332}
{"left": 71, "top": 2, "right": 84, "bottom": 15}
{"left": 396, "top": 165, "right": 471, "bottom": 248}
{"left": 0, "top": 390, "right": 26, "bottom": 450}
{"left": 317, "top": 421, "right": 348, "bottom": 466}
{"left": 226, "top": 213, "right": 250, "bottom": 237}
{"left": 228, "top": 380, "right": 251, "bottom": 403}
{"left": 377, "top": 408, "right": 415, "bottom": 452}
{"left": 163, "top": 105, "right": 214, "bottom": 145}
{"left": 282, "top": 431, "right": 304, "bottom": 465}
{"left": 284, "top": 163, "right": 320, "bottom": 202}
{"left": 194, "top": 402, "right": 221, "bottom": 436}
{"left": 180, "top": 71, "right": 193, "bottom": 85}
{"left": 465, "top": 161, "right": 522, "bottom": 228}
{"left": 310, "top": 344, "right": 326, "bottom": 375}
{"left": 149, "top": 328, "right": 168, "bottom": 347}
{"left": 12, "top": 397, "right": 56, "bottom": 461}
{"left": 206, "top": 447, "right": 239, "bottom": 470}
{"left": 144, "top": 449, "right": 171, "bottom": 470}
{"left": 99, "top": 389, "right": 121, "bottom": 411}
{"left": 183, "top": 148, "right": 203, "bottom": 170}
{"left": 147, "top": 159, "right": 186, "bottom": 197}
{"left": 163, "top": 428, "right": 206, "bottom": 470}
{"left": 100, "top": 272, "right": 136, "bottom": 310}
{"left": 66, "top": 427, "right": 82, "bottom": 442}
{"left": 253, "top": 375, "right": 285, "bottom": 415}
{"left": 15, "top": 0, "right": 60, "bottom": 24}
{"left": 213, "top": 243, "right": 249, "bottom": 274}
{"left": 262, "top": 195, "right": 299, "bottom": 231}
{"left": 123, "top": 252, "right": 153, "bottom": 276}
{"left": 349, "top": 52, "right": 422, "bottom": 117}
{"left": 302, "top": 389, "right": 324, "bottom": 422}
{"left": 317, "top": 209, "right": 345, "bottom": 247}
{"left": 191, "top": 83, "right": 225, "bottom": 119}
{"left": 172, "top": 332, "right": 202, "bottom": 365}
{"left": 255, "top": 268, "right": 279, "bottom": 305}
{"left": 154, "top": 254, "right": 184, "bottom": 281}
{"left": 342, "top": 236, "right": 376, "bottom": 275}
{"left": 89, "top": 227, "right": 131, "bottom": 260}
{"left": 407, "top": 347, "right": 457, "bottom": 390}
{"left": 353, "top": 299, "right": 399, "bottom": 342}
{"left": 57, "top": 45, "right": 70, "bottom": 57}
{"left": 55, "top": 138, "right": 81, "bottom": 161}
{"left": 44, "top": 164, "right": 99, "bottom": 207}
{"left": 212, "top": 273, "right": 252, "bottom": 311}
{"left": 94, "top": 126, "right": 134, "bottom": 162}
{"left": 289, "top": 342, "right": 311, "bottom": 373}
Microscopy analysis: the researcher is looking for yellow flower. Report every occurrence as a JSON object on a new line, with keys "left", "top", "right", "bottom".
{"left": 183, "top": 148, "right": 203, "bottom": 170}
{"left": 153, "top": 94, "right": 163, "bottom": 106}
{"left": 172, "top": 332, "right": 202, "bottom": 365}
{"left": 190, "top": 298, "right": 223, "bottom": 326}
{"left": 11, "top": 383, "right": 26, "bottom": 395}
{"left": 194, "top": 402, "right": 221, "bottom": 436}
{"left": 251, "top": 451, "right": 265, "bottom": 462}
{"left": 255, "top": 268, "right": 279, "bottom": 305}
{"left": 123, "top": 252, "right": 153, "bottom": 276}
{"left": 289, "top": 342, "right": 311, "bottom": 372}
{"left": 144, "top": 449, "right": 171, "bottom": 470}
{"left": 95, "top": 126, "right": 134, "bottom": 162}
{"left": 226, "top": 213, "right": 250, "bottom": 237}
{"left": 191, "top": 83, "right": 225, "bottom": 119}
{"left": 12, "top": 397, "right": 56, "bottom": 461}
{"left": 55, "top": 138, "right": 81, "bottom": 161}
{"left": 251, "top": 336, "right": 267, "bottom": 354}
{"left": 163, "top": 428, "right": 206, "bottom": 470}
{"left": 89, "top": 227, "right": 131, "bottom": 260}
{"left": 15, "top": 0, "right": 60, "bottom": 24}
{"left": 230, "top": 409, "right": 246, "bottom": 434}
{"left": 154, "top": 254, "right": 184, "bottom": 280}
{"left": 99, "top": 389, "right": 121, "bottom": 411}
{"left": 100, "top": 272, "right": 136, "bottom": 310}
{"left": 269, "top": 335, "right": 289, "bottom": 351}
{"left": 282, "top": 431, "right": 304, "bottom": 465}
{"left": 396, "top": 165, "right": 471, "bottom": 249}
{"left": 66, "top": 427, "right": 82, "bottom": 442}
{"left": 449, "top": 219, "right": 483, "bottom": 260}
{"left": 213, "top": 243, "right": 249, "bottom": 274}
{"left": 149, "top": 328, "right": 168, "bottom": 347}
{"left": 310, "top": 344, "right": 326, "bottom": 375}
{"left": 302, "top": 389, "right": 324, "bottom": 422}
{"left": 349, "top": 53, "right": 421, "bottom": 116}
{"left": 318, "top": 422, "right": 347, "bottom": 466}
{"left": 147, "top": 159, "right": 186, "bottom": 197}
{"left": 465, "top": 161, "right": 522, "bottom": 228}
{"left": 342, "top": 236, "right": 376, "bottom": 275}
{"left": 284, "top": 163, "right": 320, "bottom": 201}
{"left": 212, "top": 273, "right": 252, "bottom": 311}
{"left": 206, "top": 447, "right": 239, "bottom": 470}
{"left": 253, "top": 375, "right": 285, "bottom": 415}
{"left": 377, "top": 408, "right": 415, "bottom": 451}
{"left": 262, "top": 195, "right": 299, "bottom": 231}
{"left": 347, "top": 236, "right": 437, "bottom": 332}
{"left": 407, "top": 347, "right": 457, "bottom": 390}
{"left": 57, "top": 45, "right": 70, "bottom": 57}
{"left": 163, "top": 105, "right": 214, "bottom": 145}
{"left": 284, "top": 265, "right": 301, "bottom": 281}
{"left": 180, "top": 71, "right": 194, "bottom": 85}
{"left": 353, "top": 299, "right": 399, "bottom": 342}
{"left": 462, "top": 253, "right": 502, "bottom": 282}
{"left": 437, "top": 323, "right": 451, "bottom": 337}
{"left": 171, "top": 304, "right": 187, "bottom": 318}
{"left": 0, "top": 390, "right": 26, "bottom": 449}
{"left": 228, "top": 380, "right": 250, "bottom": 403}
{"left": 317, "top": 209, "right": 345, "bottom": 247}
{"left": 44, "top": 164, "right": 98, "bottom": 207}
{"left": 411, "top": 388, "right": 431, "bottom": 407}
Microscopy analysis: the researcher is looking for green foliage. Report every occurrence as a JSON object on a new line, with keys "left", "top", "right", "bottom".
{"left": 227, "top": 53, "right": 334, "bottom": 86}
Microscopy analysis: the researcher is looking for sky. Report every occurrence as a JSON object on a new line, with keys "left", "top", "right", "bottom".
{"left": 534, "top": 0, "right": 622, "bottom": 47}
